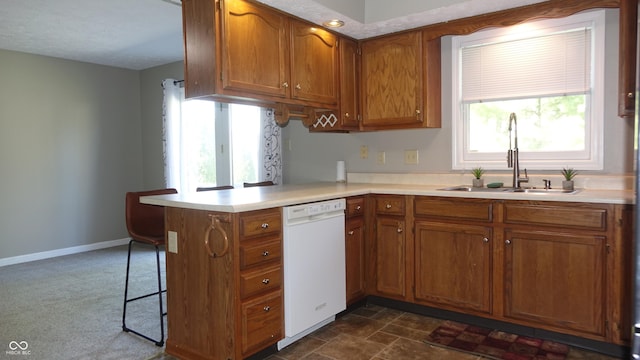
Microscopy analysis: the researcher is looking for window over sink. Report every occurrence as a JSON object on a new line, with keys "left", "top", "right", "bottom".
{"left": 451, "top": 10, "right": 605, "bottom": 171}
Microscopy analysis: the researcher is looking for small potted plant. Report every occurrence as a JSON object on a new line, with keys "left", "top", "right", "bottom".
{"left": 561, "top": 167, "right": 577, "bottom": 190}
{"left": 471, "top": 167, "right": 485, "bottom": 188}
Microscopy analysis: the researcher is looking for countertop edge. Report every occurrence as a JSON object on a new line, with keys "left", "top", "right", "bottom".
{"left": 140, "top": 182, "right": 635, "bottom": 212}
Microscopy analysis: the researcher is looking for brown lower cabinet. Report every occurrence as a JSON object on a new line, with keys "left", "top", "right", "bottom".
{"left": 368, "top": 195, "right": 631, "bottom": 346}
{"left": 164, "top": 207, "right": 284, "bottom": 360}
{"left": 345, "top": 197, "right": 366, "bottom": 304}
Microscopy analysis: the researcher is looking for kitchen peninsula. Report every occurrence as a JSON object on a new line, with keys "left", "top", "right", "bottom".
{"left": 143, "top": 179, "right": 634, "bottom": 359}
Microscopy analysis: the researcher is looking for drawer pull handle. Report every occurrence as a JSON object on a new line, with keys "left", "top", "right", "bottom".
{"left": 262, "top": 278, "right": 270, "bottom": 284}
{"left": 264, "top": 306, "right": 271, "bottom": 312}
{"left": 261, "top": 223, "right": 269, "bottom": 229}
{"left": 262, "top": 250, "right": 270, "bottom": 257}
{"left": 483, "top": 237, "right": 489, "bottom": 243}
{"left": 204, "top": 215, "right": 229, "bottom": 258}
{"left": 355, "top": 205, "right": 362, "bottom": 211}
{"left": 505, "top": 239, "right": 512, "bottom": 245}
{"left": 282, "top": 82, "right": 289, "bottom": 88}
{"left": 385, "top": 204, "right": 392, "bottom": 209}
{"left": 295, "top": 83, "right": 302, "bottom": 90}
{"left": 348, "top": 230, "right": 354, "bottom": 236}
{"left": 397, "top": 228, "right": 403, "bottom": 233}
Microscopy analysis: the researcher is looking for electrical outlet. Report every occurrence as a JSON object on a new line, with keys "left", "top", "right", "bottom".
{"left": 360, "top": 145, "right": 369, "bottom": 159}
{"left": 168, "top": 231, "right": 178, "bottom": 253}
{"left": 404, "top": 150, "right": 419, "bottom": 164}
{"left": 377, "top": 151, "right": 386, "bottom": 165}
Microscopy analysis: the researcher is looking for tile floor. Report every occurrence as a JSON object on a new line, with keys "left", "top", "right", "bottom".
{"left": 153, "top": 304, "right": 621, "bottom": 360}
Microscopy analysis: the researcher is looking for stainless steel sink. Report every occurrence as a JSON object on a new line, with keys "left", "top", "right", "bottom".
{"left": 508, "top": 188, "right": 581, "bottom": 194}
{"left": 438, "top": 186, "right": 580, "bottom": 195}
{"left": 438, "top": 186, "right": 512, "bottom": 192}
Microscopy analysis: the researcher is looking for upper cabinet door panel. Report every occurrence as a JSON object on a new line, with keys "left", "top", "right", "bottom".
{"left": 221, "top": 0, "right": 288, "bottom": 97}
{"left": 361, "top": 31, "right": 423, "bottom": 127}
{"left": 289, "top": 20, "right": 339, "bottom": 105}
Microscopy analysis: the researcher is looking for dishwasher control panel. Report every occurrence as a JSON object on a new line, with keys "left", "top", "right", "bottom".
{"left": 285, "top": 198, "right": 346, "bottom": 221}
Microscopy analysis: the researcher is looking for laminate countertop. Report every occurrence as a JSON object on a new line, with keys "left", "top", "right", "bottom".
{"left": 140, "top": 182, "right": 634, "bottom": 213}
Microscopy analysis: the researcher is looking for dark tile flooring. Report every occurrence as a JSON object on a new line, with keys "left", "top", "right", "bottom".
{"left": 153, "top": 305, "right": 620, "bottom": 360}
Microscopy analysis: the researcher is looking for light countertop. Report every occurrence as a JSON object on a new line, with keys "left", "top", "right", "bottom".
{"left": 140, "top": 182, "right": 634, "bottom": 213}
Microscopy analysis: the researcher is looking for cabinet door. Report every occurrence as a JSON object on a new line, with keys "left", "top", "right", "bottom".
{"left": 361, "top": 31, "right": 423, "bottom": 128}
{"left": 339, "top": 37, "right": 360, "bottom": 129}
{"left": 374, "top": 216, "right": 406, "bottom": 298}
{"left": 289, "top": 20, "right": 339, "bottom": 105}
{"left": 345, "top": 217, "right": 365, "bottom": 304}
{"left": 414, "top": 221, "right": 492, "bottom": 314}
{"left": 221, "top": 0, "right": 288, "bottom": 97}
{"left": 503, "top": 229, "right": 606, "bottom": 337}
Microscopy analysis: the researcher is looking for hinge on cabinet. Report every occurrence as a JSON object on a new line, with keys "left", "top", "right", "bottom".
{"left": 215, "top": 0, "right": 221, "bottom": 11}
{"left": 357, "top": 47, "right": 362, "bottom": 56}
{"left": 220, "top": 71, "right": 223, "bottom": 82}
{"left": 605, "top": 243, "right": 611, "bottom": 254}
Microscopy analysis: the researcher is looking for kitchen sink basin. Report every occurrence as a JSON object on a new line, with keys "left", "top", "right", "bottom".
{"left": 438, "top": 186, "right": 512, "bottom": 192}
{"left": 508, "top": 188, "right": 581, "bottom": 194}
{"left": 438, "top": 186, "right": 581, "bottom": 195}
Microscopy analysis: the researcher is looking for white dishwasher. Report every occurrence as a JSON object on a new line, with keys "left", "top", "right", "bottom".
{"left": 277, "top": 198, "right": 346, "bottom": 350}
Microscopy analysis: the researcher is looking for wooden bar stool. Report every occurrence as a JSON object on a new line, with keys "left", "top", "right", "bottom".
{"left": 122, "top": 188, "right": 177, "bottom": 346}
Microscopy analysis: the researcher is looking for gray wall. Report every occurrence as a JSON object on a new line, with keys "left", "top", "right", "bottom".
{"left": 0, "top": 49, "right": 143, "bottom": 259}
{"left": 282, "top": 9, "right": 634, "bottom": 183}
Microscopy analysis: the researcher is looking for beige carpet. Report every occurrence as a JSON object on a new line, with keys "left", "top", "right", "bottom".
{"left": 0, "top": 245, "right": 167, "bottom": 360}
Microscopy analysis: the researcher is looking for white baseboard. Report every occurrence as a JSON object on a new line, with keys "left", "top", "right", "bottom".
{"left": 0, "top": 238, "right": 130, "bottom": 267}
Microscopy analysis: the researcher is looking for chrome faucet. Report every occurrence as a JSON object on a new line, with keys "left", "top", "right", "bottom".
{"left": 507, "top": 112, "right": 529, "bottom": 188}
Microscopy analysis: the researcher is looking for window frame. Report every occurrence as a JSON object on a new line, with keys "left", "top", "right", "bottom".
{"left": 451, "top": 10, "right": 605, "bottom": 171}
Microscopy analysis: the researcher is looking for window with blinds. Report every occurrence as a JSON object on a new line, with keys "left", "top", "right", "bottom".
{"left": 451, "top": 10, "right": 605, "bottom": 170}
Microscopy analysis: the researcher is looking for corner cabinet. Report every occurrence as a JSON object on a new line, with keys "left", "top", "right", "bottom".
{"left": 345, "top": 196, "right": 366, "bottom": 304}
{"left": 360, "top": 31, "right": 441, "bottom": 130}
{"left": 182, "top": 0, "right": 339, "bottom": 110}
{"left": 164, "top": 207, "right": 283, "bottom": 360}
{"left": 370, "top": 195, "right": 408, "bottom": 300}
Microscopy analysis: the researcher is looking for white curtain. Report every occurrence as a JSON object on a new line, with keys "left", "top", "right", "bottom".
{"left": 161, "top": 79, "right": 182, "bottom": 191}
{"left": 260, "top": 109, "right": 282, "bottom": 185}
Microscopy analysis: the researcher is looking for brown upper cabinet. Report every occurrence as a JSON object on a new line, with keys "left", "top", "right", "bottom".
{"left": 182, "top": 0, "right": 339, "bottom": 109}
{"left": 360, "top": 31, "right": 441, "bottom": 130}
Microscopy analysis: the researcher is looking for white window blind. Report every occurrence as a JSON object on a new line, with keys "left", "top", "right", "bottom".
{"left": 461, "top": 28, "right": 592, "bottom": 102}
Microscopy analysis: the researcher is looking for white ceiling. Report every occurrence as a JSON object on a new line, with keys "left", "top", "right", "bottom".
{"left": 0, "top": 0, "right": 547, "bottom": 71}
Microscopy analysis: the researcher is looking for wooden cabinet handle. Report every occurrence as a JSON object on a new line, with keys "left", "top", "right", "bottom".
{"left": 397, "top": 228, "right": 403, "bottom": 233}
{"left": 505, "top": 239, "right": 512, "bottom": 244}
{"left": 261, "top": 223, "right": 269, "bottom": 229}
{"left": 628, "top": 92, "right": 634, "bottom": 98}
{"left": 483, "top": 237, "right": 489, "bottom": 243}
{"left": 345, "top": 112, "right": 350, "bottom": 118}
{"left": 295, "top": 83, "right": 302, "bottom": 90}
{"left": 263, "top": 305, "right": 271, "bottom": 312}
{"left": 416, "top": 109, "right": 421, "bottom": 120}
{"left": 355, "top": 205, "right": 361, "bottom": 211}
{"left": 385, "top": 204, "right": 392, "bottom": 209}
{"left": 348, "top": 230, "right": 355, "bottom": 235}
{"left": 262, "top": 278, "right": 270, "bottom": 284}
{"left": 204, "top": 215, "right": 229, "bottom": 258}
{"left": 282, "top": 82, "right": 289, "bottom": 88}
{"left": 262, "top": 250, "right": 270, "bottom": 257}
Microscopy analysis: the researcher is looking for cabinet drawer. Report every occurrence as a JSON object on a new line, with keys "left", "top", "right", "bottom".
{"left": 240, "top": 238, "right": 282, "bottom": 269}
{"left": 241, "top": 290, "right": 283, "bottom": 356}
{"left": 240, "top": 208, "right": 282, "bottom": 238}
{"left": 346, "top": 197, "right": 365, "bottom": 218}
{"left": 240, "top": 266, "right": 282, "bottom": 299}
{"left": 375, "top": 195, "right": 405, "bottom": 216}
{"left": 504, "top": 202, "right": 608, "bottom": 231}
{"left": 415, "top": 197, "right": 493, "bottom": 222}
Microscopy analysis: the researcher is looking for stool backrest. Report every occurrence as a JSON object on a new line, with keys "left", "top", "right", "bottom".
{"left": 243, "top": 181, "right": 275, "bottom": 187}
{"left": 196, "top": 185, "right": 234, "bottom": 192}
{"left": 125, "top": 188, "right": 177, "bottom": 241}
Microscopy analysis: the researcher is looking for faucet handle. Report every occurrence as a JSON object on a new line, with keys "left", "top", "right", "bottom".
{"left": 542, "top": 179, "right": 551, "bottom": 189}
{"left": 519, "top": 168, "right": 529, "bottom": 183}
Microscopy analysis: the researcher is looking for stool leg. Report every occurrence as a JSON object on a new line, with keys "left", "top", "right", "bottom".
{"left": 122, "top": 239, "right": 134, "bottom": 331}
{"left": 122, "top": 240, "right": 165, "bottom": 347}
{"left": 154, "top": 245, "right": 165, "bottom": 347}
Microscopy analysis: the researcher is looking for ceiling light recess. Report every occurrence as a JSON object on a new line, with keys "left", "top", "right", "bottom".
{"left": 323, "top": 19, "right": 345, "bottom": 28}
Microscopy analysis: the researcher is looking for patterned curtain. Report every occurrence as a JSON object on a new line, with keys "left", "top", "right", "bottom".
{"left": 260, "top": 108, "right": 282, "bottom": 185}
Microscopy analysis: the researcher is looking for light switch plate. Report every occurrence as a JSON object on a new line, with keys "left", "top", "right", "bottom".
{"left": 404, "top": 150, "right": 419, "bottom": 164}
{"left": 168, "top": 231, "right": 178, "bottom": 254}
